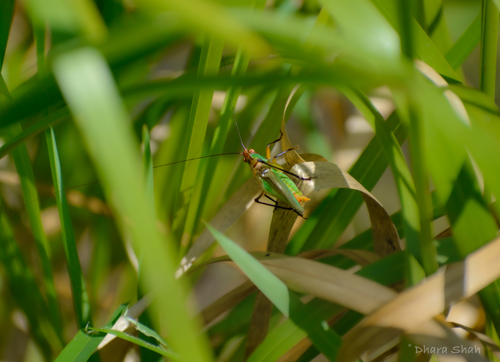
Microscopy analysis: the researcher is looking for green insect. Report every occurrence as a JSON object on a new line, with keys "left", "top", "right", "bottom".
{"left": 236, "top": 126, "right": 313, "bottom": 217}
{"left": 155, "top": 123, "right": 314, "bottom": 217}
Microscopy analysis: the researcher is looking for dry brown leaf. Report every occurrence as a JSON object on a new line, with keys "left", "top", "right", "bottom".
{"left": 338, "top": 235, "right": 500, "bottom": 361}
{"left": 405, "top": 320, "right": 487, "bottom": 362}
{"left": 260, "top": 255, "right": 397, "bottom": 314}
{"left": 197, "top": 250, "right": 378, "bottom": 326}
{"left": 450, "top": 322, "right": 500, "bottom": 359}
{"left": 189, "top": 249, "right": 379, "bottom": 276}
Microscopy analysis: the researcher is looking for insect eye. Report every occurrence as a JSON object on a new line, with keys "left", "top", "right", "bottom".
{"left": 249, "top": 149, "right": 255, "bottom": 153}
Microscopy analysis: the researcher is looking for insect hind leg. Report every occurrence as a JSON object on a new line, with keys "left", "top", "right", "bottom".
{"left": 255, "top": 192, "right": 293, "bottom": 211}
{"left": 254, "top": 192, "right": 307, "bottom": 219}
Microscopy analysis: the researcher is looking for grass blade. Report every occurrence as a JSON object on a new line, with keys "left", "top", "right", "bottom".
{"left": 0, "top": 207, "right": 61, "bottom": 360}
{"left": 4, "top": 122, "right": 63, "bottom": 339}
{"left": 0, "top": 0, "right": 14, "bottom": 69}
{"left": 54, "top": 304, "right": 127, "bottom": 362}
{"left": 52, "top": 46, "right": 213, "bottom": 362}
{"left": 446, "top": 14, "right": 481, "bottom": 69}
{"left": 46, "top": 127, "right": 91, "bottom": 329}
{"left": 479, "top": 0, "right": 499, "bottom": 98}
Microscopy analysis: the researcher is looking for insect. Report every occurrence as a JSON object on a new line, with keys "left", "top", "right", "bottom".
{"left": 156, "top": 124, "right": 314, "bottom": 217}
{"left": 236, "top": 126, "right": 313, "bottom": 217}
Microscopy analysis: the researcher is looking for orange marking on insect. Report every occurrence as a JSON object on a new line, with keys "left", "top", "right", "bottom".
{"left": 294, "top": 194, "right": 310, "bottom": 205}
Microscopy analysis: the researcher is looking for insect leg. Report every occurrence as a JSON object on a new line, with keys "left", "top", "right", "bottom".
{"left": 266, "top": 131, "right": 283, "bottom": 159}
{"left": 255, "top": 192, "right": 307, "bottom": 219}
{"left": 274, "top": 146, "right": 300, "bottom": 160}
{"left": 255, "top": 192, "right": 294, "bottom": 211}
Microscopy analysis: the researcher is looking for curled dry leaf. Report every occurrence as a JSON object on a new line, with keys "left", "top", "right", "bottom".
{"left": 293, "top": 161, "right": 401, "bottom": 256}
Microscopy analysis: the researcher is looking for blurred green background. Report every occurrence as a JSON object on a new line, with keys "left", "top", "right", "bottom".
{"left": 1, "top": 0, "right": 500, "bottom": 361}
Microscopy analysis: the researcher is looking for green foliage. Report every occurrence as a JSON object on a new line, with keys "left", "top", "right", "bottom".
{"left": 1, "top": 0, "right": 500, "bottom": 361}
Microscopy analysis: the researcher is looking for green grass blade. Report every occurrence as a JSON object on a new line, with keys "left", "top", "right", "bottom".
{"left": 52, "top": 46, "right": 213, "bottom": 362}
{"left": 0, "top": 207, "right": 60, "bottom": 360}
{"left": 426, "top": 1, "right": 453, "bottom": 54}
{"left": 479, "top": 0, "right": 499, "bottom": 98}
{"left": 4, "top": 122, "right": 63, "bottom": 338}
{"left": 142, "top": 125, "right": 155, "bottom": 213}
{"left": 319, "top": 0, "right": 400, "bottom": 63}
{"left": 370, "top": 0, "right": 459, "bottom": 81}
{"left": 46, "top": 127, "right": 92, "bottom": 329}
{"left": 136, "top": 0, "right": 268, "bottom": 55}
{"left": 406, "top": 104, "right": 437, "bottom": 275}
{"left": 54, "top": 304, "right": 128, "bottom": 362}
{"left": 174, "top": 35, "right": 224, "bottom": 252}
{"left": 0, "top": 107, "right": 69, "bottom": 160}
{"left": 0, "top": 0, "right": 14, "bottom": 69}
{"left": 206, "top": 223, "right": 290, "bottom": 316}
{"left": 153, "top": 105, "right": 190, "bottom": 220}
{"left": 23, "top": 0, "right": 107, "bottom": 43}
{"left": 125, "top": 315, "right": 168, "bottom": 347}
{"left": 87, "top": 327, "right": 179, "bottom": 360}
{"left": 445, "top": 14, "right": 481, "bottom": 69}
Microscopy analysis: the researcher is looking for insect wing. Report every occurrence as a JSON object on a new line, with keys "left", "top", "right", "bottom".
{"left": 259, "top": 167, "right": 305, "bottom": 216}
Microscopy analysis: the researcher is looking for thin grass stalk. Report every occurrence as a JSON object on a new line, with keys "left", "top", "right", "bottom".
{"left": 46, "top": 128, "right": 92, "bottom": 329}
{"left": 408, "top": 103, "right": 438, "bottom": 275}
{"left": 480, "top": 0, "right": 498, "bottom": 212}
{"left": 445, "top": 14, "right": 481, "bottom": 69}
{"left": 35, "top": 21, "right": 92, "bottom": 331}
{"left": 480, "top": 0, "right": 499, "bottom": 98}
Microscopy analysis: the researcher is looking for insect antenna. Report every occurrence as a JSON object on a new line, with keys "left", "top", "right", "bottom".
{"left": 228, "top": 94, "right": 247, "bottom": 151}
{"left": 153, "top": 152, "right": 241, "bottom": 169}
